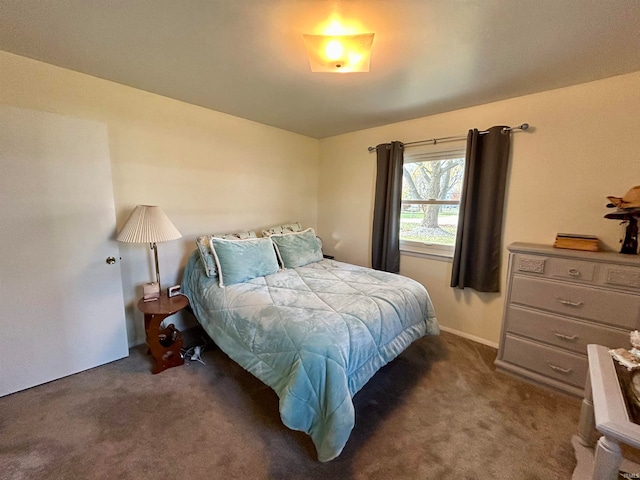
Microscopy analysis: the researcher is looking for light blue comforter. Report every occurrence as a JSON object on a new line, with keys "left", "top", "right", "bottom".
{"left": 182, "top": 251, "right": 438, "bottom": 461}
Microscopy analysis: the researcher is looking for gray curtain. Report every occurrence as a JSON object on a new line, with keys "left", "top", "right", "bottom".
{"left": 372, "top": 141, "right": 404, "bottom": 273}
{"left": 451, "top": 126, "right": 511, "bottom": 292}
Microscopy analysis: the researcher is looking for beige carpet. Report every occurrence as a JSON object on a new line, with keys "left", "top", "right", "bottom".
{"left": 0, "top": 331, "right": 581, "bottom": 479}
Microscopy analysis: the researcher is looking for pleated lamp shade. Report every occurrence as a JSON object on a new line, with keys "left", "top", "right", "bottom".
{"left": 117, "top": 205, "right": 182, "bottom": 244}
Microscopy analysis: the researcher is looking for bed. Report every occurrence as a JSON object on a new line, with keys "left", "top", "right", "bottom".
{"left": 182, "top": 226, "right": 439, "bottom": 461}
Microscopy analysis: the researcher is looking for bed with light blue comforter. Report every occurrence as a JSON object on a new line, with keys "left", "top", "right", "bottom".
{"left": 182, "top": 250, "right": 439, "bottom": 462}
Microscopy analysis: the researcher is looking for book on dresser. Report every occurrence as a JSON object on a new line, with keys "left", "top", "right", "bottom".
{"left": 495, "top": 242, "right": 640, "bottom": 396}
{"left": 553, "top": 233, "right": 599, "bottom": 252}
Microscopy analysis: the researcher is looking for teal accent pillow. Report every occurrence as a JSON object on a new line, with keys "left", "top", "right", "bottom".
{"left": 196, "top": 231, "right": 256, "bottom": 277}
{"left": 271, "top": 228, "right": 323, "bottom": 268}
{"left": 210, "top": 237, "right": 280, "bottom": 287}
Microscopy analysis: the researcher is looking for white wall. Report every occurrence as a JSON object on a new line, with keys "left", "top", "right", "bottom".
{"left": 0, "top": 50, "right": 319, "bottom": 346}
{"left": 317, "top": 71, "right": 640, "bottom": 346}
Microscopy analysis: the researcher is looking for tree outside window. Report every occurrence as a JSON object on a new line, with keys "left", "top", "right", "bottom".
{"left": 400, "top": 149, "right": 466, "bottom": 250}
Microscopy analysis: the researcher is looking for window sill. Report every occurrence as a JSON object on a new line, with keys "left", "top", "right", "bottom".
{"left": 400, "top": 244, "right": 453, "bottom": 262}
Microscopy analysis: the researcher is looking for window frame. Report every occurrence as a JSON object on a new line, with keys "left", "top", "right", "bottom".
{"left": 399, "top": 147, "right": 467, "bottom": 259}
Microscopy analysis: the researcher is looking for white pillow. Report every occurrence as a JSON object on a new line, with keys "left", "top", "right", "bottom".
{"left": 261, "top": 221, "right": 303, "bottom": 238}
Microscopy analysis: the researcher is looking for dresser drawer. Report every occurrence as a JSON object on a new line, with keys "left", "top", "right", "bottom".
{"left": 510, "top": 275, "right": 640, "bottom": 329}
{"left": 501, "top": 334, "right": 587, "bottom": 388}
{"left": 602, "top": 264, "right": 640, "bottom": 291}
{"left": 513, "top": 254, "right": 547, "bottom": 275}
{"left": 513, "top": 253, "right": 597, "bottom": 283}
{"left": 546, "top": 257, "right": 597, "bottom": 282}
{"left": 505, "top": 305, "right": 629, "bottom": 354}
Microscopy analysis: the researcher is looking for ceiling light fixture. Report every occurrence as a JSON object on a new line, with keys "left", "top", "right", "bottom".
{"left": 303, "top": 33, "right": 375, "bottom": 73}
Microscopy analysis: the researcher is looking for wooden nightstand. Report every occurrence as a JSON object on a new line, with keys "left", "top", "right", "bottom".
{"left": 137, "top": 294, "right": 189, "bottom": 374}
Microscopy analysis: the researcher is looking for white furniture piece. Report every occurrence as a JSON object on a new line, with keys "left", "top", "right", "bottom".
{"left": 495, "top": 242, "right": 640, "bottom": 396}
{"left": 574, "top": 344, "right": 640, "bottom": 480}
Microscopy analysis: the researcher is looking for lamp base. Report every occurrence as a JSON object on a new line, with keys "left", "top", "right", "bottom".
{"left": 151, "top": 242, "right": 162, "bottom": 292}
{"left": 143, "top": 281, "right": 160, "bottom": 300}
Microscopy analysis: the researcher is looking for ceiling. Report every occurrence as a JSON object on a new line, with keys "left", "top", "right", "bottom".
{"left": 1, "top": 1, "right": 640, "bottom": 139}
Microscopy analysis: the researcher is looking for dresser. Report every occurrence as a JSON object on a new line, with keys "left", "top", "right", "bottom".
{"left": 495, "top": 242, "right": 640, "bottom": 396}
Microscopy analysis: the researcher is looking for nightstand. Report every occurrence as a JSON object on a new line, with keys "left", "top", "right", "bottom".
{"left": 137, "top": 294, "right": 189, "bottom": 374}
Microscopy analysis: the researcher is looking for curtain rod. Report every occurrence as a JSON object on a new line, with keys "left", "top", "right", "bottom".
{"left": 367, "top": 123, "right": 530, "bottom": 152}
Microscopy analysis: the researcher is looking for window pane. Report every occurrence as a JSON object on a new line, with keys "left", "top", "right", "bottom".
{"left": 400, "top": 204, "right": 459, "bottom": 245}
{"left": 401, "top": 154, "right": 465, "bottom": 247}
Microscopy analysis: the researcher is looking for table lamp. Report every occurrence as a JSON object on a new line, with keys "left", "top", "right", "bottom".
{"left": 117, "top": 205, "right": 182, "bottom": 296}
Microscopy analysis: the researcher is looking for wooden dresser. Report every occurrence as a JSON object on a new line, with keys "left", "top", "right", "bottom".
{"left": 495, "top": 242, "right": 640, "bottom": 396}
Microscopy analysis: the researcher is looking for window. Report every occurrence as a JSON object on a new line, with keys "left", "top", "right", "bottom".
{"left": 400, "top": 148, "right": 466, "bottom": 257}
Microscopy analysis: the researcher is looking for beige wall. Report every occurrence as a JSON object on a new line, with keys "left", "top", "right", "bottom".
{"left": 317, "top": 71, "right": 640, "bottom": 346}
{"left": 0, "top": 51, "right": 319, "bottom": 346}
{"left": 3, "top": 48, "right": 639, "bottom": 350}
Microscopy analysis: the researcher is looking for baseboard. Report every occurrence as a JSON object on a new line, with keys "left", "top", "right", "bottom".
{"left": 439, "top": 325, "right": 499, "bottom": 349}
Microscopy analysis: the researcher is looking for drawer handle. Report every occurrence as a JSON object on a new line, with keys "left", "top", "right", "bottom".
{"left": 556, "top": 297, "right": 584, "bottom": 307}
{"left": 568, "top": 268, "right": 580, "bottom": 277}
{"left": 547, "top": 362, "right": 573, "bottom": 375}
{"left": 553, "top": 331, "right": 578, "bottom": 341}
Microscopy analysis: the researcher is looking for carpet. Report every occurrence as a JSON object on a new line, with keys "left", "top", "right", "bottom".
{"left": 0, "top": 330, "right": 581, "bottom": 479}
